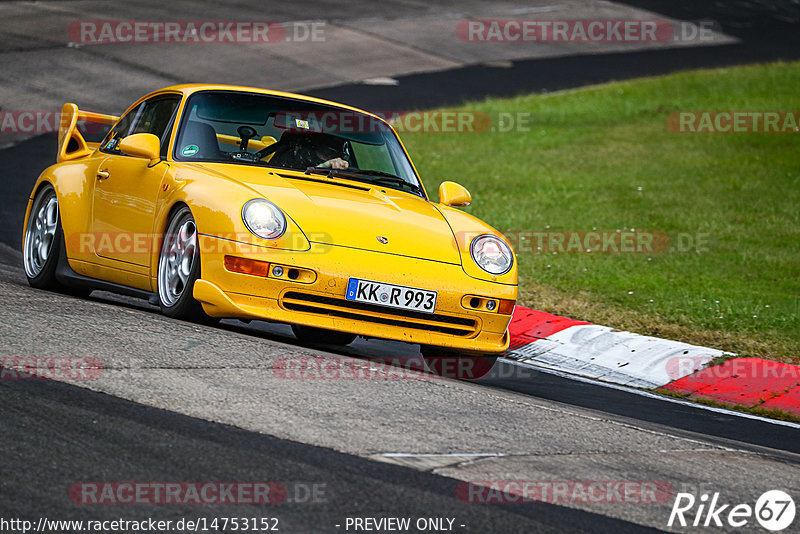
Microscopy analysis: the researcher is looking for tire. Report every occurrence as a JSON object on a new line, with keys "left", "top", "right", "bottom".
{"left": 291, "top": 324, "right": 357, "bottom": 346}
{"left": 23, "top": 185, "right": 64, "bottom": 290}
{"left": 421, "top": 346, "right": 498, "bottom": 380}
{"left": 157, "top": 206, "right": 214, "bottom": 322}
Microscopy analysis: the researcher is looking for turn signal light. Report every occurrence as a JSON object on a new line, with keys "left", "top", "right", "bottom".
{"left": 224, "top": 255, "right": 270, "bottom": 277}
{"left": 498, "top": 299, "right": 516, "bottom": 315}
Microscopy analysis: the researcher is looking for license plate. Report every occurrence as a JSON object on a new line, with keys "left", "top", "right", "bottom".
{"left": 346, "top": 278, "right": 437, "bottom": 313}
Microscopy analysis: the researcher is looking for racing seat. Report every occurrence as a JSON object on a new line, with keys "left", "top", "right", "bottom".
{"left": 180, "top": 120, "right": 222, "bottom": 159}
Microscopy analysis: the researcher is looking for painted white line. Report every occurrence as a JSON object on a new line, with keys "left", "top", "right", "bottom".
{"left": 500, "top": 358, "right": 800, "bottom": 429}
{"left": 501, "top": 5, "right": 566, "bottom": 15}
{"left": 362, "top": 77, "right": 399, "bottom": 86}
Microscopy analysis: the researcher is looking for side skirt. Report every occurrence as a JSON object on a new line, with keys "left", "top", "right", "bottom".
{"left": 55, "top": 235, "right": 156, "bottom": 302}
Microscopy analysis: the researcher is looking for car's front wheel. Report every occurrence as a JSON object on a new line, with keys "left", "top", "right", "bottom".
{"left": 421, "top": 346, "right": 497, "bottom": 380}
{"left": 157, "top": 206, "right": 213, "bottom": 322}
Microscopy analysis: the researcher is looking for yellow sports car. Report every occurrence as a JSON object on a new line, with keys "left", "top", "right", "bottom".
{"left": 22, "top": 84, "right": 517, "bottom": 375}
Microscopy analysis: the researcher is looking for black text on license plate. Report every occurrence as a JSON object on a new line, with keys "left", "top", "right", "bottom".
{"left": 346, "top": 278, "right": 437, "bottom": 313}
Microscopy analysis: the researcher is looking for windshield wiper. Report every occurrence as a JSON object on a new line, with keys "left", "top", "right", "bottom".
{"left": 305, "top": 167, "right": 424, "bottom": 196}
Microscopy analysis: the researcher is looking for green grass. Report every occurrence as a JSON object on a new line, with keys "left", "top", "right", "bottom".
{"left": 401, "top": 61, "right": 800, "bottom": 362}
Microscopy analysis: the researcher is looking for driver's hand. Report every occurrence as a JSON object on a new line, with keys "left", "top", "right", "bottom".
{"left": 318, "top": 158, "right": 349, "bottom": 169}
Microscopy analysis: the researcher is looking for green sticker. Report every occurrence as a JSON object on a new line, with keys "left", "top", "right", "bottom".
{"left": 181, "top": 144, "right": 199, "bottom": 157}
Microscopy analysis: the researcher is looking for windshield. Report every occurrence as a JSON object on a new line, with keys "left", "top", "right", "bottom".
{"left": 173, "top": 90, "right": 422, "bottom": 195}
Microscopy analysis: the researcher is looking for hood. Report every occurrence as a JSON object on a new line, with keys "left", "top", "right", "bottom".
{"left": 199, "top": 164, "right": 462, "bottom": 264}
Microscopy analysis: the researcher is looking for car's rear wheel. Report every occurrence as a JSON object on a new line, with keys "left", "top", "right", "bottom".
{"left": 157, "top": 206, "right": 214, "bottom": 322}
{"left": 24, "top": 185, "right": 63, "bottom": 290}
{"left": 291, "top": 325, "right": 357, "bottom": 346}
{"left": 421, "top": 346, "right": 497, "bottom": 380}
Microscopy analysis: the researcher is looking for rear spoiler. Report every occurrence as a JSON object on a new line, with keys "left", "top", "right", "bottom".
{"left": 57, "top": 103, "right": 119, "bottom": 162}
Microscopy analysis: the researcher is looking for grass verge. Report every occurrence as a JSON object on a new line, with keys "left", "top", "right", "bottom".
{"left": 656, "top": 388, "right": 800, "bottom": 423}
{"left": 401, "top": 61, "right": 800, "bottom": 364}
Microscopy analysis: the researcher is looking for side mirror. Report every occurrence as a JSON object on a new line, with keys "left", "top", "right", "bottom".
{"left": 119, "top": 133, "right": 161, "bottom": 164}
{"left": 438, "top": 181, "right": 471, "bottom": 207}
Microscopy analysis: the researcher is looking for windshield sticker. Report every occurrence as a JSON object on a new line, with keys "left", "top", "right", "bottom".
{"left": 181, "top": 144, "right": 199, "bottom": 157}
{"left": 295, "top": 118, "right": 310, "bottom": 129}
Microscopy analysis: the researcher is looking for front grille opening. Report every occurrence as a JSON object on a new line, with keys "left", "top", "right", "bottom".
{"left": 282, "top": 291, "right": 477, "bottom": 336}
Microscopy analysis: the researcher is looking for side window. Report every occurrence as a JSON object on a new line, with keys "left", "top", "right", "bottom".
{"left": 100, "top": 103, "right": 140, "bottom": 154}
{"left": 101, "top": 96, "right": 180, "bottom": 156}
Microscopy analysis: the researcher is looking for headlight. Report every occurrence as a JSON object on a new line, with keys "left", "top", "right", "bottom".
{"left": 470, "top": 234, "right": 513, "bottom": 275}
{"left": 242, "top": 199, "right": 286, "bottom": 240}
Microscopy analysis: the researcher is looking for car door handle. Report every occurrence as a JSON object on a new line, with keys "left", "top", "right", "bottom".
{"left": 96, "top": 170, "right": 110, "bottom": 180}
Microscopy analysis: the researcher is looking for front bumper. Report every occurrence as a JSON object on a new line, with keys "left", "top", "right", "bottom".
{"left": 191, "top": 236, "right": 517, "bottom": 354}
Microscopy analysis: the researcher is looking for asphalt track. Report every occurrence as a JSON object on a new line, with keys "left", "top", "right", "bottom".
{"left": 2, "top": 373, "right": 644, "bottom": 533}
{"left": 2, "top": 1, "right": 800, "bottom": 533}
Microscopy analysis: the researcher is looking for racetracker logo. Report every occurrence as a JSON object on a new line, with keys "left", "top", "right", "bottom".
{"left": 666, "top": 358, "right": 800, "bottom": 382}
{"left": 68, "top": 21, "right": 326, "bottom": 44}
{"left": 69, "top": 482, "right": 288, "bottom": 505}
{"left": 0, "top": 111, "right": 106, "bottom": 135}
{"left": 273, "top": 356, "right": 529, "bottom": 381}
{"left": 668, "top": 490, "right": 796, "bottom": 530}
{"left": 66, "top": 232, "right": 330, "bottom": 256}
{"left": 457, "top": 481, "right": 674, "bottom": 504}
{"left": 668, "top": 111, "right": 800, "bottom": 133}
{"left": 456, "top": 230, "right": 710, "bottom": 254}
{"left": 502, "top": 230, "right": 670, "bottom": 254}
{"left": 274, "top": 356, "right": 429, "bottom": 380}
{"left": 0, "top": 357, "right": 103, "bottom": 380}
{"left": 664, "top": 355, "right": 714, "bottom": 381}
{"left": 456, "top": 19, "right": 717, "bottom": 43}
{"left": 273, "top": 110, "right": 495, "bottom": 134}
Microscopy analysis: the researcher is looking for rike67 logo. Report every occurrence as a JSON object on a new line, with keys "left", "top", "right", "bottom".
{"left": 668, "top": 490, "right": 795, "bottom": 531}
